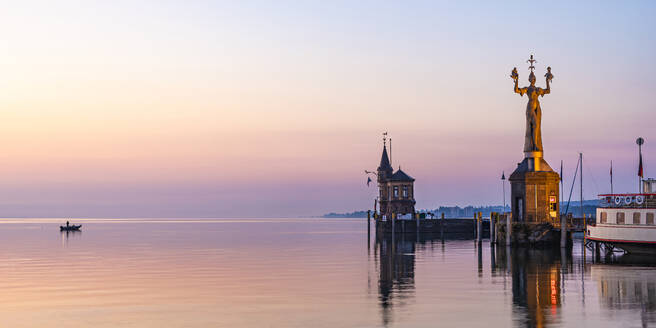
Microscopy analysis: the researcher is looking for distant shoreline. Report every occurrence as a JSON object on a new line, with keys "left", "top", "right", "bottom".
{"left": 322, "top": 200, "right": 598, "bottom": 218}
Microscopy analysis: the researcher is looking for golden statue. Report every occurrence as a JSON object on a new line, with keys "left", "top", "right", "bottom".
{"left": 511, "top": 55, "right": 552, "bottom": 154}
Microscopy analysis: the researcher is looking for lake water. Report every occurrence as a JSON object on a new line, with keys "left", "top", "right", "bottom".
{"left": 0, "top": 218, "right": 654, "bottom": 327}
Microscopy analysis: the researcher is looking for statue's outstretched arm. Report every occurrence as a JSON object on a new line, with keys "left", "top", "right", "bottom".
{"left": 539, "top": 80, "right": 551, "bottom": 97}
{"left": 514, "top": 80, "right": 526, "bottom": 96}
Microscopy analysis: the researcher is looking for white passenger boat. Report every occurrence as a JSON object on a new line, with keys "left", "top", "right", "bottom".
{"left": 587, "top": 179, "right": 656, "bottom": 254}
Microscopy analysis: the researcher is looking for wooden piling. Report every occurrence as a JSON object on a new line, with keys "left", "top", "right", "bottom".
{"left": 560, "top": 214, "right": 567, "bottom": 248}
{"left": 494, "top": 220, "right": 499, "bottom": 245}
{"left": 505, "top": 213, "right": 511, "bottom": 246}
{"left": 489, "top": 212, "right": 495, "bottom": 244}
{"left": 440, "top": 213, "right": 445, "bottom": 239}
{"left": 416, "top": 212, "right": 420, "bottom": 240}
{"left": 367, "top": 210, "right": 371, "bottom": 247}
{"left": 477, "top": 212, "right": 482, "bottom": 242}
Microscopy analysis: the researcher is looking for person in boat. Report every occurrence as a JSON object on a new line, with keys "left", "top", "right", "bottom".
{"left": 66, "top": 221, "right": 70, "bottom": 227}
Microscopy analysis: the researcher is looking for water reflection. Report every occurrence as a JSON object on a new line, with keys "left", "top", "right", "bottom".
{"left": 375, "top": 234, "right": 417, "bottom": 327}
{"left": 60, "top": 230, "right": 81, "bottom": 247}
{"left": 373, "top": 233, "right": 469, "bottom": 327}
{"left": 494, "top": 247, "right": 569, "bottom": 328}
{"left": 591, "top": 254, "right": 656, "bottom": 326}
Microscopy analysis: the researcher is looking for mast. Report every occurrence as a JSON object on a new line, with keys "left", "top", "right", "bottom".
{"left": 580, "top": 153, "right": 583, "bottom": 219}
{"left": 560, "top": 160, "right": 563, "bottom": 215}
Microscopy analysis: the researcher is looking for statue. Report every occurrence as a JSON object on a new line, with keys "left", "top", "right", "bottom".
{"left": 511, "top": 55, "right": 552, "bottom": 155}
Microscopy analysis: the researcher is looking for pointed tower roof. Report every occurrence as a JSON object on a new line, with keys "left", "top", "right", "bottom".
{"left": 390, "top": 169, "right": 414, "bottom": 182}
{"left": 378, "top": 145, "right": 393, "bottom": 171}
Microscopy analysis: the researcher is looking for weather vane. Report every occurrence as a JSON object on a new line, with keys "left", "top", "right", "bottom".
{"left": 526, "top": 54, "right": 537, "bottom": 73}
{"left": 383, "top": 132, "right": 388, "bottom": 146}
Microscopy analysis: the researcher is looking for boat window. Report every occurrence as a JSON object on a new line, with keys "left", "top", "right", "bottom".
{"left": 633, "top": 212, "right": 641, "bottom": 224}
{"left": 616, "top": 212, "right": 625, "bottom": 224}
{"left": 647, "top": 213, "right": 655, "bottom": 225}
{"left": 600, "top": 211, "right": 607, "bottom": 224}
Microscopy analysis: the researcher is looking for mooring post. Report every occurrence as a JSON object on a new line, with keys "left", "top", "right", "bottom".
{"left": 477, "top": 212, "right": 482, "bottom": 242}
{"left": 505, "top": 213, "right": 511, "bottom": 246}
{"left": 440, "top": 212, "right": 445, "bottom": 238}
{"left": 494, "top": 218, "right": 499, "bottom": 245}
{"left": 416, "top": 212, "right": 420, "bottom": 240}
{"left": 367, "top": 210, "right": 371, "bottom": 247}
{"left": 490, "top": 212, "right": 495, "bottom": 244}
{"left": 560, "top": 214, "right": 568, "bottom": 248}
{"left": 391, "top": 213, "right": 395, "bottom": 240}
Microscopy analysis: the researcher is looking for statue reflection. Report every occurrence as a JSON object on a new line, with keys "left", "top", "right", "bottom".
{"left": 591, "top": 254, "right": 656, "bottom": 326}
{"left": 495, "top": 247, "right": 570, "bottom": 328}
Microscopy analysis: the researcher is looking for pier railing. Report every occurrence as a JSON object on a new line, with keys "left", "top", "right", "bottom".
{"left": 553, "top": 215, "right": 593, "bottom": 232}
{"left": 598, "top": 194, "right": 656, "bottom": 209}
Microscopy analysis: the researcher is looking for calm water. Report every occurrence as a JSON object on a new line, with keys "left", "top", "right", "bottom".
{"left": 0, "top": 218, "right": 654, "bottom": 327}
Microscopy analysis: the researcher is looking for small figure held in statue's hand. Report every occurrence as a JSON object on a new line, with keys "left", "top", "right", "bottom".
{"left": 510, "top": 67, "right": 518, "bottom": 81}
{"left": 544, "top": 67, "right": 553, "bottom": 83}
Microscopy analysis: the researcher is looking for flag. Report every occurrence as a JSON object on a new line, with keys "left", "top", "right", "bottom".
{"left": 610, "top": 160, "right": 614, "bottom": 194}
{"left": 367, "top": 177, "right": 372, "bottom": 186}
{"left": 639, "top": 153, "right": 644, "bottom": 178}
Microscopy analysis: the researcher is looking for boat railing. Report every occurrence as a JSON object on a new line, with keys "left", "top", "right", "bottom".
{"left": 598, "top": 193, "right": 656, "bottom": 209}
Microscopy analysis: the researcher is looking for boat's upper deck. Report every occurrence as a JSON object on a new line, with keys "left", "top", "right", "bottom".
{"left": 598, "top": 193, "right": 656, "bottom": 209}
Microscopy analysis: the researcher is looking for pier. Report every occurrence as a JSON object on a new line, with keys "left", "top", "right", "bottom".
{"left": 375, "top": 217, "right": 490, "bottom": 237}
{"left": 370, "top": 211, "right": 592, "bottom": 248}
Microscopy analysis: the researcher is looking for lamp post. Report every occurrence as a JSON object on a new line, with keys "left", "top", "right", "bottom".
{"left": 501, "top": 171, "right": 506, "bottom": 214}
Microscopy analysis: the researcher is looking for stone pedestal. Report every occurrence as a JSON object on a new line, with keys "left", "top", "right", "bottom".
{"left": 509, "top": 156, "right": 560, "bottom": 224}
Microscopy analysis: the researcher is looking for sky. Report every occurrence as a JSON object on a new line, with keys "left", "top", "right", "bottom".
{"left": 0, "top": 1, "right": 655, "bottom": 217}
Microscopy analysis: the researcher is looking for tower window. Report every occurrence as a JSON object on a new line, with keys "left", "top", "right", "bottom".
{"left": 402, "top": 186, "right": 408, "bottom": 198}
{"left": 393, "top": 186, "right": 399, "bottom": 198}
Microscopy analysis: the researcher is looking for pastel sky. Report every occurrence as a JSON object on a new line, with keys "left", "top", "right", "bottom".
{"left": 1, "top": 1, "right": 655, "bottom": 217}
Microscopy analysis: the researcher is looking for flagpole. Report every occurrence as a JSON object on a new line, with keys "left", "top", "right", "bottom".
{"left": 637, "top": 137, "right": 645, "bottom": 193}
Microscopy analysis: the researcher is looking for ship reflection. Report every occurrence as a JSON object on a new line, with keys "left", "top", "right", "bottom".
{"left": 591, "top": 254, "right": 656, "bottom": 326}
{"left": 60, "top": 229, "right": 82, "bottom": 246}
{"left": 494, "top": 247, "right": 570, "bottom": 328}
